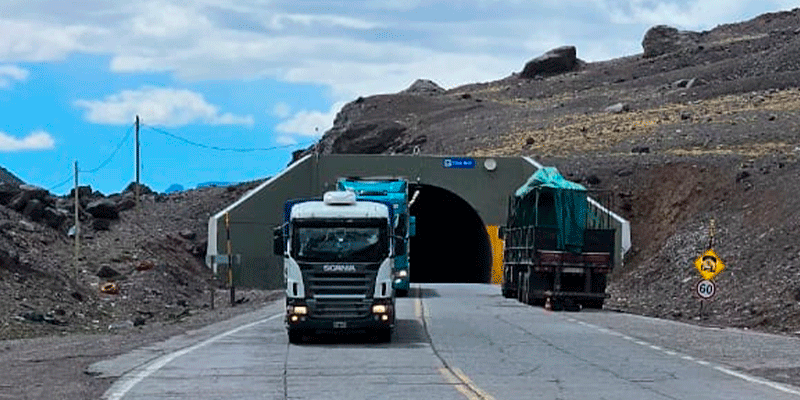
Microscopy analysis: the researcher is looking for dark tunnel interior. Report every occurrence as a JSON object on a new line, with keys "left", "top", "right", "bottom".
{"left": 408, "top": 184, "right": 493, "bottom": 283}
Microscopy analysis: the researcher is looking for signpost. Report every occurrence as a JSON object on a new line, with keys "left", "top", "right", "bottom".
{"left": 693, "top": 218, "right": 724, "bottom": 318}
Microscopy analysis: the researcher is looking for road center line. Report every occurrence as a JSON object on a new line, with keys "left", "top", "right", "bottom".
{"left": 104, "top": 313, "right": 282, "bottom": 400}
{"left": 415, "top": 288, "right": 496, "bottom": 400}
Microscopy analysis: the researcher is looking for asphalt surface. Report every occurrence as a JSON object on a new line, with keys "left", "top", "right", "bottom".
{"left": 94, "top": 284, "right": 800, "bottom": 399}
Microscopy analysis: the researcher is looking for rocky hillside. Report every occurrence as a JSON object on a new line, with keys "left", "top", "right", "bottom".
{"left": 0, "top": 179, "right": 268, "bottom": 339}
{"left": 295, "top": 8, "right": 800, "bottom": 334}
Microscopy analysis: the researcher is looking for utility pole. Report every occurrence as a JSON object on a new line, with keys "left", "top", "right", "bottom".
{"left": 73, "top": 161, "right": 80, "bottom": 280}
{"left": 135, "top": 115, "right": 140, "bottom": 208}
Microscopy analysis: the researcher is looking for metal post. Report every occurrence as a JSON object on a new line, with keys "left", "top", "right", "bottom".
{"left": 225, "top": 213, "right": 235, "bottom": 306}
{"left": 708, "top": 218, "right": 716, "bottom": 249}
{"left": 135, "top": 115, "right": 140, "bottom": 208}
{"left": 73, "top": 161, "right": 79, "bottom": 280}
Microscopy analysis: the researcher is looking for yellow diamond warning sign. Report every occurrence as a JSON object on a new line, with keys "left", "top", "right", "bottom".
{"left": 694, "top": 249, "right": 725, "bottom": 280}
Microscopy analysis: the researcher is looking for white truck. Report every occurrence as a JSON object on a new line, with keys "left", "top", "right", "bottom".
{"left": 273, "top": 191, "right": 400, "bottom": 343}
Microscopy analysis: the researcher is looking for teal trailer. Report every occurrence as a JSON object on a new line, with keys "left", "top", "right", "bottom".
{"left": 337, "top": 177, "right": 416, "bottom": 297}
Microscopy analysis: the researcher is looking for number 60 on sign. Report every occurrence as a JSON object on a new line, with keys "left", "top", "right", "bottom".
{"left": 696, "top": 279, "right": 716, "bottom": 299}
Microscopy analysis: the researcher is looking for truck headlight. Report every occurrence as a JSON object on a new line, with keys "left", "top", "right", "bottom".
{"left": 397, "top": 270, "right": 408, "bottom": 278}
{"left": 291, "top": 305, "right": 308, "bottom": 315}
{"left": 372, "top": 304, "right": 388, "bottom": 314}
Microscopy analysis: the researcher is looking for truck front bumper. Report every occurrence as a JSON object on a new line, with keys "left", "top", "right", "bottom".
{"left": 285, "top": 299, "right": 394, "bottom": 333}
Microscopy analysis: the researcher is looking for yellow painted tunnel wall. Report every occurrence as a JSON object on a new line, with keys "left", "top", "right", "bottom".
{"left": 486, "top": 225, "right": 504, "bottom": 284}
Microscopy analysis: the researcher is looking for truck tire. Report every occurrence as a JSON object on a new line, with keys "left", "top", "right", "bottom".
{"left": 395, "top": 288, "right": 408, "bottom": 298}
{"left": 288, "top": 330, "right": 304, "bottom": 344}
{"left": 583, "top": 299, "right": 605, "bottom": 309}
{"left": 516, "top": 271, "right": 525, "bottom": 303}
{"left": 374, "top": 328, "right": 392, "bottom": 343}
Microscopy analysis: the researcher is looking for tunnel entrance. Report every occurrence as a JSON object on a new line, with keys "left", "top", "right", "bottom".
{"left": 408, "top": 184, "right": 493, "bottom": 283}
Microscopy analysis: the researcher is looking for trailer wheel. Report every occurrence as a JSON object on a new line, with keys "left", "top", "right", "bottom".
{"left": 516, "top": 271, "right": 525, "bottom": 303}
{"left": 583, "top": 299, "right": 605, "bottom": 309}
{"left": 288, "top": 330, "right": 304, "bottom": 344}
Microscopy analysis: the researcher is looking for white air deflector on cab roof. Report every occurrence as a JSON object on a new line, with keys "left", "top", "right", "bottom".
{"left": 323, "top": 190, "right": 357, "bottom": 205}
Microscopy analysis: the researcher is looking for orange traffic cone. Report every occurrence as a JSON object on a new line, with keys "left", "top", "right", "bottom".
{"left": 544, "top": 297, "right": 552, "bottom": 311}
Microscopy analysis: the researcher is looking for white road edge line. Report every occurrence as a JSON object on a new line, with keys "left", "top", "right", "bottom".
{"left": 714, "top": 366, "right": 800, "bottom": 396}
{"left": 104, "top": 313, "right": 282, "bottom": 400}
{"left": 571, "top": 318, "right": 800, "bottom": 396}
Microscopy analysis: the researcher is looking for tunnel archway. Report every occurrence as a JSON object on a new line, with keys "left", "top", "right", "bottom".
{"left": 408, "top": 184, "right": 493, "bottom": 283}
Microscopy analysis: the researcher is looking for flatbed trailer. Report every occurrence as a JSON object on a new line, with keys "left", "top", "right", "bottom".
{"left": 500, "top": 167, "right": 617, "bottom": 310}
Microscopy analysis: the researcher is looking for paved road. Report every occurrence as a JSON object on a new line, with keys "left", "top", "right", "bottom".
{"left": 99, "top": 284, "right": 800, "bottom": 399}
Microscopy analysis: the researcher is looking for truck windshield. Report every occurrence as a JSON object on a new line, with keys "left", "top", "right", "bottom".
{"left": 292, "top": 221, "right": 388, "bottom": 262}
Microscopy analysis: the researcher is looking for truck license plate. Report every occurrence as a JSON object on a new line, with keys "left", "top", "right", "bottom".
{"left": 333, "top": 321, "right": 347, "bottom": 329}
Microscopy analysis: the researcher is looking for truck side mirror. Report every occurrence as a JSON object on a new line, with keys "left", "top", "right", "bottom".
{"left": 408, "top": 216, "right": 416, "bottom": 237}
{"left": 394, "top": 236, "right": 406, "bottom": 256}
{"left": 273, "top": 226, "right": 284, "bottom": 256}
{"left": 498, "top": 226, "right": 505, "bottom": 240}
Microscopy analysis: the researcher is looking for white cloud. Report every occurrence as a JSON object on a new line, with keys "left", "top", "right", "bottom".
{"left": 597, "top": 0, "right": 752, "bottom": 29}
{"left": 0, "top": 130, "right": 55, "bottom": 152}
{"left": 74, "top": 86, "right": 254, "bottom": 127}
{"left": 0, "top": 65, "right": 29, "bottom": 88}
{"left": 267, "top": 14, "right": 381, "bottom": 30}
{"left": 275, "top": 135, "right": 298, "bottom": 145}
{"left": 271, "top": 102, "right": 292, "bottom": 118}
{"left": 1, "top": 0, "right": 796, "bottom": 103}
{"left": 276, "top": 101, "right": 345, "bottom": 137}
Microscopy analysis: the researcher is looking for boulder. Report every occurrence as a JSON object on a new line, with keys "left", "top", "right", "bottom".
{"left": 179, "top": 229, "right": 196, "bottom": 240}
{"left": 69, "top": 185, "right": 93, "bottom": 200}
{"left": 8, "top": 185, "right": 48, "bottom": 211}
{"left": 86, "top": 199, "right": 119, "bottom": 219}
{"left": 115, "top": 195, "right": 137, "bottom": 212}
{"left": 42, "top": 207, "right": 68, "bottom": 229}
{"left": 96, "top": 265, "right": 120, "bottom": 278}
{"left": 605, "top": 103, "right": 630, "bottom": 114}
{"left": 402, "top": 79, "right": 445, "bottom": 95}
{"left": 124, "top": 182, "right": 153, "bottom": 195}
{"left": 22, "top": 199, "right": 45, "bottom": 221}
{"left": 0, "top": 182, "right": 21, "bottom": 205}
{"left": 330, "top": 120, "right": 408, "bottom": 154}
{"left": 642, "top": 25, "right": 700, "bottom": 58}
{"left": 520, "top": 46, "right": 579, "bottom": 78}
{"left": 92, "top": 218, "right": 112, "bottom": 231}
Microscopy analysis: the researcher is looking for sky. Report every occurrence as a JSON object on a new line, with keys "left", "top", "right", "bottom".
{"left": 0, "top": 0, "right": 796, "bottom": 195}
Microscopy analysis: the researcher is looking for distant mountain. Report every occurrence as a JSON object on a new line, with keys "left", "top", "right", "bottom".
{"left": 165, "top": 184, "right": 184, "bottom": 194}
{"left": 196, "top": 181, "right": 233, "bottom": 188}
{"left": 0, "top": 166, "right": 24, "bottom": 186}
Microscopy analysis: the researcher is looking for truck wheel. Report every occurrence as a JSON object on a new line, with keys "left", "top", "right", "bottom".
{"left": 395, "top": 289, "right": 408, "bottom": 298}
{"left": 288, "top": 330, "right": 304, "bottom": 344}
{"left": 374, "top": 329, "right": 392, "bottom": 343}
{"left": 501, "top": 288, "right": 512, "bottom": 298}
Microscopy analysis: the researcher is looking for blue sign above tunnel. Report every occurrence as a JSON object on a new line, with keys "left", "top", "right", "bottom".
{"left": 442, "top": 158, "right": 476, "bottom": 169}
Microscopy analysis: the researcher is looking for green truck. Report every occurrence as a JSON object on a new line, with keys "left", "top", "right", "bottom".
{"left": 500, "top": 167, "right": 616, "bottom": 310}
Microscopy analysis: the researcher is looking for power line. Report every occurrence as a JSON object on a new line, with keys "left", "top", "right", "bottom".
{"left": 144, "top": 124, "right": 315, "bottom": 152}
{"left": 47, "top": 172, "right": 74, "bottom": 192}
{"left": 81, "top": 123, "right": 135, "bottom": 174}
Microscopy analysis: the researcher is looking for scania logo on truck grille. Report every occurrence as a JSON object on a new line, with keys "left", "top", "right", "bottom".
{"left": 323, "top": 265, "right": 357, "bottom": 272}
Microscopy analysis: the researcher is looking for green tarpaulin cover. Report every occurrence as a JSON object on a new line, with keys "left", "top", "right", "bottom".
{"left": 512, "top": 167, "right": 587, "bottom": 252}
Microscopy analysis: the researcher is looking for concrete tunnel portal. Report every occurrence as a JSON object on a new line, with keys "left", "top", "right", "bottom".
{"left": 206, "top": 154, "right": 630, "bottom": 289}
{"left": 408, "top": 184, "right": 493, "bottom": 283}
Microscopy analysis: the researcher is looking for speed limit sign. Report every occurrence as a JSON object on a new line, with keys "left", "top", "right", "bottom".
{"left": 696, "top": 279, "right": 716, "bottom": 299}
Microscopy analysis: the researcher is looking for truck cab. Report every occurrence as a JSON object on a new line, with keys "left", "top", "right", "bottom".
{"left": 274, "top": 191, "right": 400, "bottom": 343}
